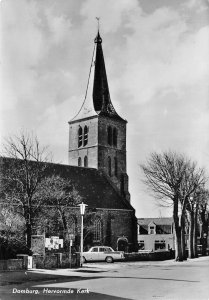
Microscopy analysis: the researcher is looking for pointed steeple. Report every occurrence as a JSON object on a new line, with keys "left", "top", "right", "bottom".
{"left": 70, "top": 31, "right": 125, "bottom": 123}
{"left": 93, "top": 31, "right": 122, "bottom": 119}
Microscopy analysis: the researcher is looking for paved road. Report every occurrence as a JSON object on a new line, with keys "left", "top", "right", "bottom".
{"left": 0, "top": 256, "right": 209, "bottom": 300}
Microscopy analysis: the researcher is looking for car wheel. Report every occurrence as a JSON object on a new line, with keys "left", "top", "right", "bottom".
{"left": 105, "top": 256, "right": 113, "bottom": 263}
{"left": 82, "top": 256, "right": 87, "bottom": 263}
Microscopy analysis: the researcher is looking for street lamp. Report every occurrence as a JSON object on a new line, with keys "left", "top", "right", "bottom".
{"left": 78, "top": 202, "right": 88, "bottom": 267}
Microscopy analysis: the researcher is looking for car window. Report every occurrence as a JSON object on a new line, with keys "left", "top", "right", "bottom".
{"left": 99, "top": 248, "right": 105, "bottom": 252}
{"left": 91, "top": 247, "right": 98, "bottom": 252}
{"left": 107, "top": 247, "right": 113, "bottom": 252}
{"left": 102, "top": 247, "right": 112, "bottom": 252}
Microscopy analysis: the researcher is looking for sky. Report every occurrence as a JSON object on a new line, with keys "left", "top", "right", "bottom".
{"left": 0, "top": 0, "right": 209, "bottom": 218}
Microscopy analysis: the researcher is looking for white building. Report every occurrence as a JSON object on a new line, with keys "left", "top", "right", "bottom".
{"left": 137, "top": 218, "right": 174, "bottom": 251}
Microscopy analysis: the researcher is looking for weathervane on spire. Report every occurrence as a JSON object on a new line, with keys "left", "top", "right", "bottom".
{"left": 94, "top": 17, "right": 102, "bottom": 44}
{"left": 96, "top": 17, "right": 100, "bottom": 32}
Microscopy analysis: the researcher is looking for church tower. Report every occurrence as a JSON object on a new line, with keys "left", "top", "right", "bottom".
{"left": 68, "top": 31, "right": 130, "bottom": 201}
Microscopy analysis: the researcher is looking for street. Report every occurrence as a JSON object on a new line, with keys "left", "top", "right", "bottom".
{"left": 0, "top": 256, "right": 209, "bottom": 300}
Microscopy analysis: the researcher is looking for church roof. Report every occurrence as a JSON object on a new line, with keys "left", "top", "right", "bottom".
{"left": 0, "top": 157, "right": 134, "bottom": 211}
{"left": 46, "top": 162, "right": 133, "bottom": 210}
{"left": 70, "top": 31, "right": 125, "bottom": 123}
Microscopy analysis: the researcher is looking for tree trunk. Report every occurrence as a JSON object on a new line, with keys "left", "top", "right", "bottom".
{"left": 173, "top": 200, "right": 183, "bottom": 261}
{"left": 188, "top": 211, "right": 194, "bottom": 259}
{"left": 61, "top": 211, "right": 68, "bottom": 232}
{"left": 24, "top": 205, "right": 32, "bottom": 250}
{"left": 200, "top": 210, "right": 208, "bottom": 256}
{"left": 26, "top": 222, "right": 32, "bottom": 249}
{"left": 175, "top": 226, "right": 183, "bottom": 261}
{"left": 193, "top": 205, "right": 198, "bottom": 258}
{"left": 180, "top": 214, "right": 187, "bottom": 260}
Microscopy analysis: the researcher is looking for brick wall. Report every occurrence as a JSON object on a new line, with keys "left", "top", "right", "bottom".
{"left": 68, "top": 116, "right": 98, "bottom": 168}
{"left": 68, "top": 115, "right": 128, "bottom": 194}
{"left": 81, "top": 209, "right": 137, "bottom": 252}
{"left": 98, "top": 117, "right": 127, "bottom": 191}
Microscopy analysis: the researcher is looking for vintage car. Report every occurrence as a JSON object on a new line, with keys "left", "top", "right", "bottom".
{"left": 82, "top": 246, "right": 125, "bottom": 263}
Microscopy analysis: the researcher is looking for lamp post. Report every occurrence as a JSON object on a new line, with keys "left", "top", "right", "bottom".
{"left": 78, "top": 202, "right": 88, "bottom": 267}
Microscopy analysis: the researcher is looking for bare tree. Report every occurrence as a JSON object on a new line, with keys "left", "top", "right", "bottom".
{"left": 179, "top": 163, "right": 205, "bottom": 259}
{"left": 140, "top": 151, "right": 205, "bottom": 261}
{"left": 141, "top": 151, "right": 190, "bottom": 261}
{"left": 191, "top": 187, "right": 207, "bottom": 258}
{"left": 38, "top": 175, "right": 98, "bottom": 252}
{"left": 0, "top": 131, "right": 51, "bottom": 249}
{"left": 0, "top": 206, "right": 25, "bottom": 259}
{"left": 39, "top": 175, "right": 82, "bottom": 235}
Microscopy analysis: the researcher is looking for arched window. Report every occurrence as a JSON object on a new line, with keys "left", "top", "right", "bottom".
{"left": 107, "top": 126, "right": 112, "bottom": 145}
{"left": 78, "top": 126, "right": 83, "bottom": 148}
{"left": 68, "top": 216, "right": 76, "bottom": 235}
{"left": 78, "top": 157, "right": 82, "bottom": 167}
{"left": 84, "top": 126, "right": 88, "bottom": 146}
{"left": 108, "top": 156, "right": 111, "bottom": 177}
{"left": 94, "top": 218, "right": 102, "bottom": 241}
{"left": 113, "top": 128, "right": 117, "bottom": 147}
{"left": 114, "top": 157, "right": 118, "bottom": 177}
{"left": 84, "top": 155, "right": 88, "bottom": 167}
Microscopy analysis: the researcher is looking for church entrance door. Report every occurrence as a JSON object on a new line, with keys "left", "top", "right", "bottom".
{"left": 117, "top": 237, "right": 128, "bottom": 252}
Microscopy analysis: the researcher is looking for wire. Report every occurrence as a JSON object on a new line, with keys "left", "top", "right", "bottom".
{"left": 71, "top": 43, "right": 96, "bottom": 120}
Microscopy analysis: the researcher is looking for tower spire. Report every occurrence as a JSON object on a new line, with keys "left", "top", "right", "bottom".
{"left": 93, "top": 27, "right": 123, "bottom": 120}
{"left": 70, "top": 27, "right": 125, "bottom": 122}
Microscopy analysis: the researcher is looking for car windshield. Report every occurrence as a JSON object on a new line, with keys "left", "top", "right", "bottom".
{"left": 108, "top": 247, "right": 113, "bottom": 252}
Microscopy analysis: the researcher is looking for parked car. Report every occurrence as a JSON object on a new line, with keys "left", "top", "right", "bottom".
{"left": 82, "top": 246, "right": 125, "bottom": 263}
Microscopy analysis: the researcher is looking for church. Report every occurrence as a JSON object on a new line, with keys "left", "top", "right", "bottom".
{"left": 0, "top": 31, "right": 138, "bottom": 253}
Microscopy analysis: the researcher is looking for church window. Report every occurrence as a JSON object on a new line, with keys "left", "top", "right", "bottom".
{"left": 113, "top": 128, "right": 117, "bottom": 147}
{"left": 93, "top": 218, "right": 102, "bottom": 241}
{"left": 84, "top": 155, "right": 88, "bottom": 167}
{"left": 78, "top": 127, "right": 83, "bottom": 148}
{"left": 107, "top": 126, "right": 112, "bottom": 145}
{"left": 78, "top": 157, "right": 82, "bottom": 167}
{"left": 108, "top": 156, "right": 111, "bottom": 176}
{"left": 84, "top": 126, "right": 88, "bottom": 146}
{"left": 114, "top": 157, "right": 118, "bottom": 177}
